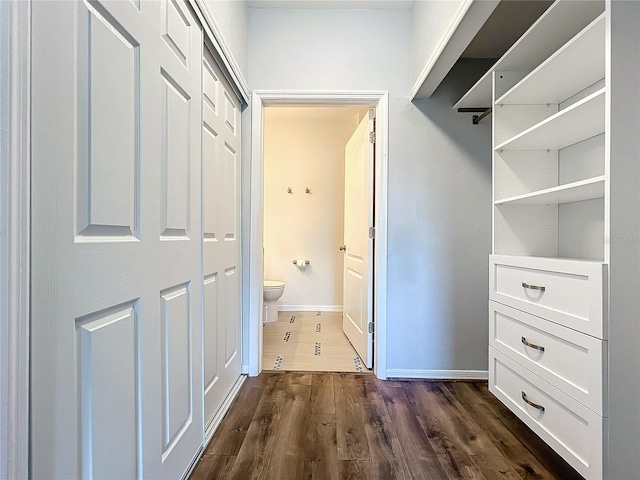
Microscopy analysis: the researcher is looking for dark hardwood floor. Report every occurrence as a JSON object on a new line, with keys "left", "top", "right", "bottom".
{"left": 190, "top": 373, "right": 583, "bottom": 480}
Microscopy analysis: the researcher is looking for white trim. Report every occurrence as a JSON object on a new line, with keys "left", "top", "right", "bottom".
{"left": 409, "top": 0, "right": 499, "bottom": 100}
{"left": 386, "top": 369, "right": 489, "bottom": 380}
{"left": 410, "top": 0, "right": 472, "bottom": 99}
{"left": 279, "top": 305, "right": 343, "bottom": 312}
{"left": 204, "top": 375, "right": 247, "bottom": 445}
{"left": 248, "top": 93, "right": 264, "bottom": 376}
{"left": 0, "top": 1, "right": 31, "bottom": 479}
{"left": 248, "top": 90, "right": 389, "bottom": 379}
{"left": 247, "top": 0, "right": 414, "bottom": 9}
{"left": 252, "top": 90, "right": 389, "bottom": 105}
{"left": 374, "top": 92, "right": 389, "bottom": 380}
{"left": 190, "top": 0, "right": 250, "bottom": 104}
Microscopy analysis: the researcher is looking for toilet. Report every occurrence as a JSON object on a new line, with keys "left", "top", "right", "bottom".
{"left": 263, "top": 280, "right": 285, "bottom": 324}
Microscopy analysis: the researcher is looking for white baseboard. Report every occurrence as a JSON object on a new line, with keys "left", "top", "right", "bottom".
{"left": 279, "top": 305, "right": 343, "bottom": 312}
{"left": 204, "top": 374, "right": 247, "bottom": 445}
{"left": 386, "top": 369, "right": 489, "bottom": 380}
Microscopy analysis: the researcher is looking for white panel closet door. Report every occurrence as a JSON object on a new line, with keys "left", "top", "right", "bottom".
{"left": 31, "top": 1, "right": 204, "bottom": 478}
{"left": 202, "top": 47, "right": 242, "bottom": 427}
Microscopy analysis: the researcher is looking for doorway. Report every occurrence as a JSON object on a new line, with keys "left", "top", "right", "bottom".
{"left": 247, "top": 92, "right": 389, "bottom": 379}
{"left": 261, "top": 106, "right": 369, "bottom": 372}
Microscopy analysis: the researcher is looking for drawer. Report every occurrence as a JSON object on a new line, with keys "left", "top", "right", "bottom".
{"left": 489, "top": 348, "right": 604, "bottom": 479}
{"left": 489, "top": 255, "right": 607, "bottom": 338}
{"left": 489, "top": 301, "right": 606, "bottom": 415}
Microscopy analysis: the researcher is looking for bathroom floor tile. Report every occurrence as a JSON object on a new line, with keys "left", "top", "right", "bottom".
{"left": 261, "top": 311, "right": 366, "bottom": 373}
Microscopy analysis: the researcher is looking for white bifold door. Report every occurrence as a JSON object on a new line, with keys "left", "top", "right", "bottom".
{"left": 30, "top": 1, "right": 240, "bottom": 478}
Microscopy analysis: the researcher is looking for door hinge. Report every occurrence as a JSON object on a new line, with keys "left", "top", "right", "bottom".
{"left": 369, "top": 226, "right": 375, "bottom": 239}
{"left": 368, "top": 322, "right": 374, "bottom": 334}
{"left": 369, "top": 131, "right": 376, "bottom": 143}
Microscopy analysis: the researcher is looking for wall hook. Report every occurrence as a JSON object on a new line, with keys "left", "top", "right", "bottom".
{"left": 287, "top": 187, "right": 292, "bottom": 194}
{"left": 305, "top": 187, "right": 311, "bottom": 194}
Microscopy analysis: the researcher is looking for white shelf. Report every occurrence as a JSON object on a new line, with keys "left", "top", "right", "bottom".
{"left": 494, "top": 254, "right": 606, "bottom": 265}
{"left": 496, "top": 14, "right": 605, "bottom": 105}
{"left": 495, "top": 88, "right": 605, "bottom": 151}
{"left": 495, "top": 176, "right": 605, "bottom": 206}
{"left": 453, "top": 0, "right": 605, "bottom": 109}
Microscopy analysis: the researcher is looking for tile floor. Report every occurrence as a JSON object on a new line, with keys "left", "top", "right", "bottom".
{"left": 262, "top": 311, "right": 366, "bottom": 373}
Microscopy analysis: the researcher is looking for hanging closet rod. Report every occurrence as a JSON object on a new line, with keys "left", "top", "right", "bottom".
{"left": 457, "top": 107, "right": 492, "bottom": 125}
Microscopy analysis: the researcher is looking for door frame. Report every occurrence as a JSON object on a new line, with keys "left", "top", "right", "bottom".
{"left": 0, "top": 1, "right": 31, "bottom": 478}
{"left": 247, "top": 91, "right": 389, "bottom": 379}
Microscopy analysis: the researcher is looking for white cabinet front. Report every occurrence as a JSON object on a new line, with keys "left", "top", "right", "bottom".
{"left": 489, "top": 349, "right": 604, "bottom": 479}
{"left": 489, "top": 301, "right": 606, "bottom": 414}
{"left": 490, "top": 255, "right": 607, "bottom": 338}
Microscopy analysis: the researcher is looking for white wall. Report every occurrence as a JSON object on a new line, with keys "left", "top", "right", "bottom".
{"left": 205, "top": 0, "right": 248, "bottom": 79}
{"left": 248, "top": 7, "right": 493, "bottom": 374}
{"left": 0, "top": 5, "right": 8, "bottom": 477}
{"left": 607, "top": 1, "right": 640, "bottom": 477}
{"left": 410, "top": 0, "right": 466, "bottom": 81}
{"left": 263, "top": 107, "right": 365, "bottom": 310}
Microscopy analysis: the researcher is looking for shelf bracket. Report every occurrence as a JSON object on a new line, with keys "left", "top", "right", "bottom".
{"left": 457, "top": 107, "right": 492, "bottom": 125}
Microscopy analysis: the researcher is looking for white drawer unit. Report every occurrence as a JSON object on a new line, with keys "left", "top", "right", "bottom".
{"left": 463, "top": 0, "right": 640, "bottom": 476}
{"left": 489, "top": 301, "right": 606, "bottom": 415}
{"left": 489, "top": 348, "right": 604, "bottom": 479}
{"left": 489, "top": 255, "right": 607, "bottom": 338}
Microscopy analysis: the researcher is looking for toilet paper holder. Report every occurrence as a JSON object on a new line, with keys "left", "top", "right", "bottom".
{"left": 293, "top": 259, "right": 310, "bottom": 266}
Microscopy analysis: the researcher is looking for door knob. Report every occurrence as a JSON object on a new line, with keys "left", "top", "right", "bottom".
{"left": 339, "top": 245, "right": 347, "bottom": 251}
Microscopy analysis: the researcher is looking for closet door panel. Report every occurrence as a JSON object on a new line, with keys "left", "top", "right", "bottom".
{"left": 202, "top": 46, "right": 242, "bottom": 429}
{"left": 31, "top": 1, "right": 203, "bottom": 478}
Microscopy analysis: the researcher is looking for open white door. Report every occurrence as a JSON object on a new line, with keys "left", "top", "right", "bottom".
{"left": 342, "top": 111, "right": 375, "bottom": 369}
{"left": 31, "top": 1, "right": 204, "bottom": 478}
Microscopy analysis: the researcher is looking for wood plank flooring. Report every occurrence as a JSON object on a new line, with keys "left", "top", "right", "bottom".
{"left": 190, "top": 374, "right": 584, "bottom": 480}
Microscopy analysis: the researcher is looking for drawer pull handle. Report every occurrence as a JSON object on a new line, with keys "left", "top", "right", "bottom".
{"left": 522, "top": 391, "right": 545, "bottom": 413}
{"left": 521, "top": 336, "right": 545, "bottom": 352}
{"left": 522, "top": 282, "right": 545, "bottom": 292}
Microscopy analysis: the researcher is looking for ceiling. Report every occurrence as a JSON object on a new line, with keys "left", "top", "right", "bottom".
{"left": 461, "top": 0, "right": 554, "bottom": 58}
{"left": 247, "top": 0, "right": 414, "bottom": 9}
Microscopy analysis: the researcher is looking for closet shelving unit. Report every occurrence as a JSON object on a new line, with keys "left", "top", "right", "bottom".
{"left": 453, "top": 0, "right": 606, "bottom": 110}
{"left": 494, "top": 88, "right": 605, "bottom": 151}
{"left": 494, "top": 176, "right": 605, "bottom": 207}
{"left": 491, "top": 6, "right": 607, "bottom": 265}
{"left": 455, "top": 1, "right": 613, "bottom": 478}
